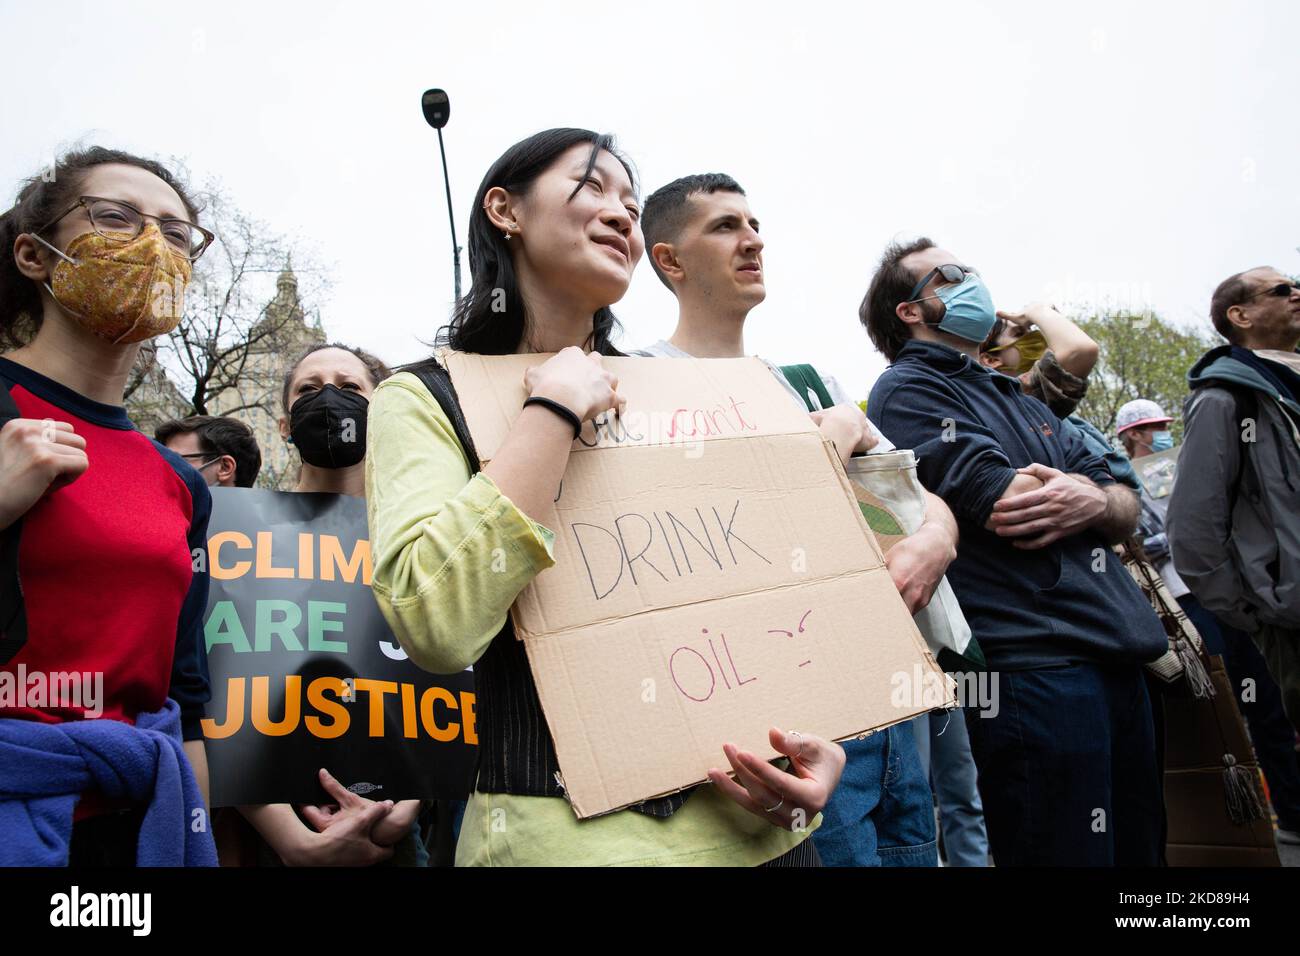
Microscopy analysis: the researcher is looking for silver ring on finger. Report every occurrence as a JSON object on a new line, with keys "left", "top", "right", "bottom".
{"left": 763, "top": 797, "right": 784, "bottom": 813}
{"left": 790, "top": 730, "right": 804, "bottom": 758}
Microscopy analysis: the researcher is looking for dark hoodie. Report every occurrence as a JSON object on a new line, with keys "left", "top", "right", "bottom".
{"left": 868, "top": 339, "right": 1166, "bottom": 670}
{"left": 1167, "top": 345, "right": 1300, "bottom": 632}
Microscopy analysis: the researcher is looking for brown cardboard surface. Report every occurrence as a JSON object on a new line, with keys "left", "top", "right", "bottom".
{"left": 446, "top": 351, "right": 949, "bottom": 817}
{"left": 512, "top": 433, "right": 886, "bottom": 636}
{"left": 443, "top": 351, "right": 817, "bottom": 460}
{"left": 525, "top": 567, "right": 934, "bottom": 816}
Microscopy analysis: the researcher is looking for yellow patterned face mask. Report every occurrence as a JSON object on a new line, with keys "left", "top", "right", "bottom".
{"left": 39, "top": 225, "right": 192, "bottom": 344}
{"left": 986, "top": 328, "right": 1048, "bottom": 374}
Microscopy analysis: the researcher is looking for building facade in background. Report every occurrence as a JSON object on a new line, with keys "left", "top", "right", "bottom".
{"left": 210, "top": 260, "right": 326, "bottom": 487}
{"left": 124, "top": 341, "right": 192, "bottom": 439}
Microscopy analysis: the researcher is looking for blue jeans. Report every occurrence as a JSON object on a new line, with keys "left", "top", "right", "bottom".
{"left": 811, "top": 722, "right": 937, "bottom": 866}
{"left": 963, "top": 661, "right": 1162, "bottom": 866}
{"left": 1179, "top": 596, "right": 1300, "bottom": 832}
{"left": 913, "top": 709, "right": 989, "bottom": 866}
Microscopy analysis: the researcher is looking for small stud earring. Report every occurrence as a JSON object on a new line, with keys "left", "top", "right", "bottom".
{"left": 503, "top": 231, "right": 511, "bottom": 241}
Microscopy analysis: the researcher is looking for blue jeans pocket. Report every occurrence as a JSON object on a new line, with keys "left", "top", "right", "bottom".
{"left": 878, "top": 837, "right": 938, "bottom": 867}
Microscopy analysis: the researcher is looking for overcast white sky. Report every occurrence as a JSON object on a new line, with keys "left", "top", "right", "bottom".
{"left": 3, "top": 0, "right": 1297, "bottom": 396}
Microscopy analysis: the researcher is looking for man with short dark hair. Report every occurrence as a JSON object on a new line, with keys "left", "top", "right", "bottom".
{"left": 156, "top": 415, "right": 262, "bottom": 488}
{"left": 861, "top": 237, "right": 1167, "bottom": 866}
{"left": 1168, "top": 267, "right": 1300, "bottom": 726}
{"left": 639, "top": 173, "right": 884, "bottom": 459}
{"left": 639, "top": 175, "right": 965, "bottom": 867}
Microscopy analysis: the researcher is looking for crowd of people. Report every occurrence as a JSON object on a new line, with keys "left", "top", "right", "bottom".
{"left": 0, "top": 132, "right": 1297, "bottom": 867}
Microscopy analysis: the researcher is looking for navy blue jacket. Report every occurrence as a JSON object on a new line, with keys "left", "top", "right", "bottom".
{"left": 868, "top": 340, "right": 1166, "bottom": 669}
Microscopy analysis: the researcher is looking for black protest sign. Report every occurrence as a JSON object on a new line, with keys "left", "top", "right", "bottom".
{"left": 199, "top": 488, "right": 476, "bottom": 806}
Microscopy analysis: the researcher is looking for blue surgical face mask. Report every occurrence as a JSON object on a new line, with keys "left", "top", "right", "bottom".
{"left": 923, "top": 274, "right": 998, "bottom": 344}
{"left": 1150, "top": 430, "right": 1174, "bottom": 453}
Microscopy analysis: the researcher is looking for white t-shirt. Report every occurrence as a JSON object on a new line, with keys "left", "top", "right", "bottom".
{"left": 634, "top": 339, "right": 895, "bottom": 453}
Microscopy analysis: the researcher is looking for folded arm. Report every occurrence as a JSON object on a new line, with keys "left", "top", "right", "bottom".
{"left": 988, "top": 464, "right": 1137, "bottom": 548}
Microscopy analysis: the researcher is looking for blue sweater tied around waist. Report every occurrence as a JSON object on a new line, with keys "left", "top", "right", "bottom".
{"left": 0, "top": 698, "right": 217, "bottom": 866}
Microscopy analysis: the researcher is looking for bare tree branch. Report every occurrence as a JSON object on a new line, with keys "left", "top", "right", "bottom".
{"left": 127, "top": 179, "right": 331, "bottom": 476}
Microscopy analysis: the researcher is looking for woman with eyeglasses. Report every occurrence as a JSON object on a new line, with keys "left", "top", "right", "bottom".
{"left": 0, "top": 147, "right": 216, "bottom": 866}
{"left": 365, "top": 128, "right": 846, "bottom": 866}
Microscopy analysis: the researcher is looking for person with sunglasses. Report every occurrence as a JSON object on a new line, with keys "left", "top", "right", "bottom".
{"left": 1168, "top": 267, "right": 1300, "bottom": 730}
{"left": 858, "top": 238, "right": 1168, "bottom": 866}
{"left": 0, "top": 147, "right": 216, "bottom": 865}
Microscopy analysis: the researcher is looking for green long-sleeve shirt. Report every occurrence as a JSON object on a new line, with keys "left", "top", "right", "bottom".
{"left": 365, "top": 371, "right": 816, "bottom": 866}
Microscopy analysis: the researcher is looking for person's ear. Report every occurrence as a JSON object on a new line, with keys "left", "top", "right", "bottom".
{"left": 651, "top": 242, "right": 686, "bottom": 286}
{"left": 978, "top": 352, "right": 1001, "bottom": 370}
{"left": 12, "top": 233, "right": 53, "bottom": 283}
{"left": 1226, "top": 302, "right": 1253, "bottom": 335}
{"left": 278, "top": 415, "right": 290, "bottom": 443}
{"left": 217, "top": 454, "right": 237, "bottom": 485}
{"left": 483, "top": 186, "right": 521, "bottom": 240}
{"left": 896, "top": 299, "right": 925, "bottom": 327}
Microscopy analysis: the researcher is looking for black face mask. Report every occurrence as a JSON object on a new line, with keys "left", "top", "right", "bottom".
{"left": 289, "top": 384, "right": 369, "bottom": 468}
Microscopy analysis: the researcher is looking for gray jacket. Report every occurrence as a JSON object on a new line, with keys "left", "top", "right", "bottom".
{"left": 1167, "top": 346, "right": 1300, "bottom": 632}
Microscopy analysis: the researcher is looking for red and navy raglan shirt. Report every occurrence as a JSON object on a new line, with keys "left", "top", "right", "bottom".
{"left": 0, "top": 356, "right": 211, "bottom": 763}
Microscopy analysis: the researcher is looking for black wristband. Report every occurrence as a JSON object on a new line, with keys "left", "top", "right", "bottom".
{"left": 523, "top": 396, "right": 583, "bottom": 439}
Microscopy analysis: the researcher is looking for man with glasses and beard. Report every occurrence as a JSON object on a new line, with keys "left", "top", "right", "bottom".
{"left": 1168, "top": 267, "right": 1300, "bottom": 730}
{"left": 859, "top": 237, "right": 1168, "bottom": 866}
{"left": 156, "top": 415, "right": 262, "bottom": 489}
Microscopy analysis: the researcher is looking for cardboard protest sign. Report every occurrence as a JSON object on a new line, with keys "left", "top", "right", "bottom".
{"left": 444, "top": 352, "right": 951, "bottom": 818}
{"left": 1131, "top": 446, "right": 1180, "bottom": 499}
{"left": 199, "top": 488, "right": 476, "bottom": 807}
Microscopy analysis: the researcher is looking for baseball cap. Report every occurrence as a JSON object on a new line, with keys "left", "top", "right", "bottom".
{"left": 1116, "top": 399, "right": 1173, "bottom": 434}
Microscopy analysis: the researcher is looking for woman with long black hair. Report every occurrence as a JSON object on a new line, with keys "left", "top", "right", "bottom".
{"left": 365, "top": 129, "right": 844, "bottom": 866}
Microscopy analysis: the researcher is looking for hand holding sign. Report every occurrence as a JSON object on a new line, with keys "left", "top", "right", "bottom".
{"left": 300, "top": 767, "right": 420, "bottom": 849}
{"left": 708, "top": 728, "right": 847, "bottom": 831}
{"left": 450, "top": 352, "right": 946, "bottom": 817}
{"left": 524, "top": 346, "right": 625, "bottom": 423}
{"left": 295, "top": 768, "right": 397, "bottom": 866}
{"left": 809, "top": 404, "right": 877, "bottom": 465}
